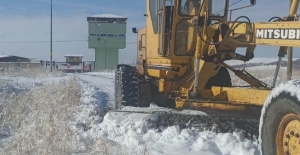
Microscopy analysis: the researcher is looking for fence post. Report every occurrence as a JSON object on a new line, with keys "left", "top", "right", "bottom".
{"left": 94, "top": 61, "right": 95, "bottom": 72}
{"left": 82, "top": 62, "right": 85, "bottom": 73}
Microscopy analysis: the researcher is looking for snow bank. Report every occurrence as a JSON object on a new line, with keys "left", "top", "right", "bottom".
{"left": 90, "top": 14, "right": 126, "bottom": 18}
{"left": 0, "top": 71, "right": 83, "bottom": 154}
{"left": 83, "top": 70, "right": 115, "bottom": 76}
{"left": 72, "top": 81, "right": 107, "bottom": 132}
{"left": 0, "top": 72, "right": 115, "bottom": 154}
{"left": 82, "top": 111, "right": 260, "bottom": 155}
{"left": 0, "top": 67, "right": 262, "bottom": 154}
{"left": 72, "top": 76, "right": 261, "bottom": 155}
{"left": 75, "top": 72, "right": 262, "bottom": 155}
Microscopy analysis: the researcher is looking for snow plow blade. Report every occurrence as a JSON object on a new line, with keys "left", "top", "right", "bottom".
{"left": 110, "top": 107, "right": 260, "bottom": 141}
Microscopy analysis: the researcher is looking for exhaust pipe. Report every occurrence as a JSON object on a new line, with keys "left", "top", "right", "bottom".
{"left": 194, "top": 59, "right": 200, "bottom": 90}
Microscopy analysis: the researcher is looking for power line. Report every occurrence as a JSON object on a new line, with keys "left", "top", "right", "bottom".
{"left": 0, "top": 40, "right": 137, "bottom": 44}
{"left": 0, "top": 40, "right": 86, "bottom": 43}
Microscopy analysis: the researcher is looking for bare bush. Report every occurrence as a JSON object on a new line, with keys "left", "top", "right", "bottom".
{"left": 0, "top": 68, "right": 65, "bottom": 78}
{"left": 0, "top": 77, "right": 83, "bottom": 155}
{"left": 0, "top": 76, "right": 151, "bottom": 155}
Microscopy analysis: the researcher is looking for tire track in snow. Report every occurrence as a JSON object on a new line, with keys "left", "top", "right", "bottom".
{"left": 77, "top": 74, "right": 115, "bottom": 107}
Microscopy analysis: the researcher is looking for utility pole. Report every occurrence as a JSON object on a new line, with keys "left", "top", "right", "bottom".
{"left": 50, "top": 0, "right": 53, "bottom": 72}
{"left": 104, "top": 38, "right": 106, "bottom": 70}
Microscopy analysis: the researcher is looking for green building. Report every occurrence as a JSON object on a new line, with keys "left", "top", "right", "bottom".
{"left": 87, "top": 14, "right": 127, "bottom": 70}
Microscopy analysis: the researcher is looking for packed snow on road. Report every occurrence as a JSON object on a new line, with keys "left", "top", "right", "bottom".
{"left": 0, "top": 69, "right": 261, "bottom": 155}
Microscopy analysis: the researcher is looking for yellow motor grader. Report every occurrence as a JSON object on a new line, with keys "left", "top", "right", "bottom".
{"left": 114, "top": 0, "right": 300, "bottom": 154}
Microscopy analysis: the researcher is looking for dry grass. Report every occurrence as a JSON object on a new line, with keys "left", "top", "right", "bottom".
{"left": 0, "top": 69, "right": 151, "bottom": 155}
{"left": 230, "top": 66, "right": 300, "bottom": 87}
{"left": 0, "top": 67, "right": 65, "bottom": 78}
{"left": 0, "top": 77, "right": 83, "bottom": 155}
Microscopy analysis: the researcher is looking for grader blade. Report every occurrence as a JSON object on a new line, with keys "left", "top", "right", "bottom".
{"left": 110, "top": 108, "right": 260, "bottom": 141}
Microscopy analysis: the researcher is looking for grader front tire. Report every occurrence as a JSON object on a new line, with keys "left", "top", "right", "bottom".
{"left": 114, "top": 65, "right": 139, "bottom": 110}
{"left": 260, "top": 92, "right": 300, "bottom": 155}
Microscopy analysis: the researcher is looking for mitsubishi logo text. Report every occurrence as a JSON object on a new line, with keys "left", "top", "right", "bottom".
{"left": 256, "top": 29, "right": 300, "bottom": 39}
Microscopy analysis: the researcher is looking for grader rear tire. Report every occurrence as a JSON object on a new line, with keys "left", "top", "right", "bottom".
{"left": 260, "top": 91, "right": 300, "bottom": 155}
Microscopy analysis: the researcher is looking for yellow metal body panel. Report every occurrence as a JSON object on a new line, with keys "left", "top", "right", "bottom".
{"left": 146, "top": 0, "right": 159, "bottom": 60}
{"left": 147, "top": 69, "right": 166, "bottom": 78}
{"left": 229, "top": 22, "right": 249, "bottom": 34}
{"left": 174, "top": 86, "right": 271, "bottom": 118}
{"left": 196, "top": 61, "right": 220, "bottom": 89}
{"left": 176, "top": 100, "right": 248, "bottom": 111}
{"left": 176, "top": 86, "right": 271, "bottom": 108}
{"left": 136, "top": 28, "right": 147, "bottom": 75}
{"left": 254, "top": 22, "right": 300, "bottom": 47}
{"left": 137, "top": 28, "right": 147, "bottom": 60}
{"left": 175, "top": 98, "right": 262, "bottom": 118}
{"left": 209, "top": 87, "right": 271, "bottom": 105}
{"left": 158, "top": 79, "right": 174, "bottom": 92}
{"left": 145, "top": 0, "right": 193, "bottom": 82}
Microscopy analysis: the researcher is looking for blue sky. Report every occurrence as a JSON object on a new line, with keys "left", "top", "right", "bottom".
{"left": 0, "top": 0, "right": 299, "bottom": 63}
{"left": 0, "top": 0, "right": 145, "bottom": 16}
{"left": 0, "top": 0, "right": 146, "bottom": 62}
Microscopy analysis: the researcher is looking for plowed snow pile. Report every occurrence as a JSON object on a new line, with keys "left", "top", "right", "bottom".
{"left": 0, "top": 69, "right": 260, "bottom": 155}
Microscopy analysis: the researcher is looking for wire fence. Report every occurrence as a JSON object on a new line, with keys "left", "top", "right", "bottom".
{"left": 44, "top": 61, "right": 95, "bottom": 73}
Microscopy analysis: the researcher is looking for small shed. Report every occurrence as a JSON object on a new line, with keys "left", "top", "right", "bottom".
{"left": 64, "top": 55, "right": 83, "bottom": 65}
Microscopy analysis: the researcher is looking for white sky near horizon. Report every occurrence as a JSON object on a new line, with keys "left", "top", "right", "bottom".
{"left": 0, "top": 0, "right": 299, "bottom": 63}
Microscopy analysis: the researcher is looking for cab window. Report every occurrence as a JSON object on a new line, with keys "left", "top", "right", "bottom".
{"left": 149, "top": 0, "right": 158, "bottom": 34}
{"left": 179, "top": 0, "right": 201, "bottom": 16}
{"left": 209, "top": 0, "right": 226, "bottom": 17}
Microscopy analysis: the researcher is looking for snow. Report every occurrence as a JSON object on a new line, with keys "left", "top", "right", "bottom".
{"left": 90, "top": 14, "right": 126, "bottom": 18}
{"left": 64, "top": 54, "right": 83, "bottom": 57}
{"left": 120, "top": 106, "right": 212, "bottom": 116}
{"left": 0, "top": 55, "right": 31, "bottom": 59}
{"left": 0, "top": 69, "right": 263, "bottom": 154}
{"left": 77, "top": 73, "right": 115, "bottom": 106}
{"left": 226, "top": 57, "right": 299, "bottom": 66}
{"left": 85, "top": 111, "right": 260, "bottom": 155}
{"left": 75, "top": 72, "right": 261, "bottom": 155}
{"left": 83, "top": 71, "right": 115, "bottom": 76}
{"left": 0, "top": 70, "right": 74, "bottom": 151}
{"left": 0, "top": 55, "right": 10, "bottom": 58}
